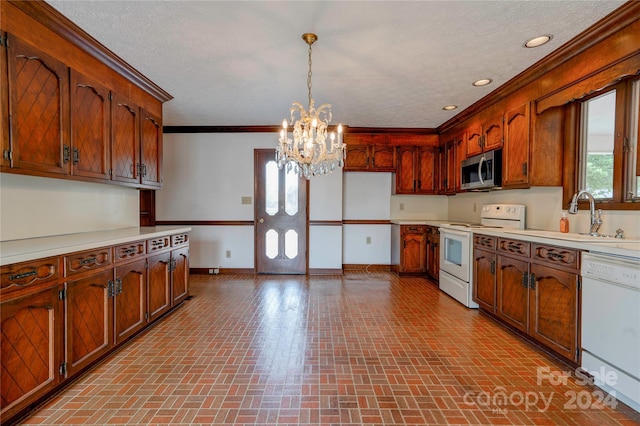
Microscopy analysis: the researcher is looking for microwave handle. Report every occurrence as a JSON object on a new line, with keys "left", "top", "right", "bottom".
{"left": 478, "top": 156, "right": 486, "bottom": 185}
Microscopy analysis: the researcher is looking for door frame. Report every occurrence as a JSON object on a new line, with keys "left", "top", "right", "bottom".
{"left": 253, "top": 149, "right": 310, "bottom": 274}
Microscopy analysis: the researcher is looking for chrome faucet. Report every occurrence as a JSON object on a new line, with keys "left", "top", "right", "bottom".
{"left": 568, "top": 190, "right": 602, "bottom": 236}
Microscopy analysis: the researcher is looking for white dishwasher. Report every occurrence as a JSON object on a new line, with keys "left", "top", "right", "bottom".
{"left": 581, "top": 251, "right": 640, "bottom": 412}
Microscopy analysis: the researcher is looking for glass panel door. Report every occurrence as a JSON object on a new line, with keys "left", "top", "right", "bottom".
{"left": 254, "top": 149, "right": 308, "bottom": 274}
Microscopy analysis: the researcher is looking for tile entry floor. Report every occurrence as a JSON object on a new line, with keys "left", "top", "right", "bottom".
{"left": 20, "top": 272, "right": 640, "bottom": 425}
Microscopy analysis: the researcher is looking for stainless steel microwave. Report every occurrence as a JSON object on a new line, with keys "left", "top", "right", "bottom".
{"left": 460, "top": 150, "right": 502, "bottom": 190}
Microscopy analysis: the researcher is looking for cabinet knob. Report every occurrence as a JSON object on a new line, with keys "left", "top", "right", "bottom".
{"left": 259, "top": 218, "right": 264, "bottom": 223}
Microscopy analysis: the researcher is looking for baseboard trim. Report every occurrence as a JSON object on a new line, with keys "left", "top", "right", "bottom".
{"left": 342, "top": 264, "right": 391, "bottom": 272}
{"left": 308, "top": 268, "right": 343, "bottom": 275}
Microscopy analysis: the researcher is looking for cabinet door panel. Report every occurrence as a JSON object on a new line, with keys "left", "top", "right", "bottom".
{"left": 66, "top": 270, "right": 113, "bottom": 376}
{"left": 172, "top": 247, "right": 189, "bottom": 305}
{"left": 483, "top": 114, "right": 504, "bottom": 151}
{"left": 114, "top": 260, "right": 146, "bottom": 344}
{"left": 111, "top": 93, "right": 140, "bottom": 184}
{"left": 148, "top": 252, "right": 171, "bottom": 321}
{"left": 496, "top": 255, "right": 529, "bottom": 332}
{"left": 529, "top": 264, "right": 578, "bottom": 361}
{"left": 396, "top": 146, "right": 416, "bottom": 193}
{"left": 7, "top": 35, "right": 69, "bottom": 174}
{"left": 466, "top": 122, "right": 483, "bottom": 157}
{"left": 1, "top": 285, "right": 62, "bottom": 415}
{"left": 140, "top": 109, "right": 162, "bottom": 187}
{"left": 473, "top": 248, "right": 496, "bottom": 312}
{"left": 503, "top": 103, "right": 530, "bottom": 187}
{"left": 70, "top": 70, "right": 110, "bottom": 180}
{"left": 344, "top": 145, "right": 369, "bottom": 171}
{"left": 371, "top": 145, "right": 395, "bottom": 171}
{"left": 401, "top": 233, "right": 427, "bottom": 273}
{"left": 417, "top": 147, "right": 437, "bottom": 194}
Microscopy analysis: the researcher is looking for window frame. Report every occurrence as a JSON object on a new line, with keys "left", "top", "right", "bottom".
{"left": 563, "top": 76, "right": 640, "bottom": 211}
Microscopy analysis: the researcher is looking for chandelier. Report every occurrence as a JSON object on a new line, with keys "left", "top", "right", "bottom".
{"left": 276, "top": 33, "right": 345, "bottom": 179}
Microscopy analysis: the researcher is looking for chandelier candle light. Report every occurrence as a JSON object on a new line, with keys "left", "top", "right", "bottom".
{"left": 276, "top": 33, "right": 345, "bottom": 179}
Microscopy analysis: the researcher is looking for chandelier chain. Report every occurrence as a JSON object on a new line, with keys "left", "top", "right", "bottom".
{"left": 307, "top": 43, "right": 313, "bottom": 108}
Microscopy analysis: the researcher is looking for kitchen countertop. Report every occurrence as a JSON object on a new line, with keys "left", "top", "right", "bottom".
{"left": 457, "top": 227, "right": 640, "bottom": 259}
{"left": 390, "top": 219, "right": 451, "bottom": 226}
{"left": 0, "top": 226, "right": 192, "bottom": 266}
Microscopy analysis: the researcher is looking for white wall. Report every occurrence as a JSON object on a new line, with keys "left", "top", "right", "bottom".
{"left": 342, "top": 173, "right": 391, "bottom": 265}
{"left": 0, "top": 173, "right": 138, "bottom": 241}
{"left": 158, "top": 133, "right": 344, "bottom": 269}
{"left": 447, "top": 186, "right": 640, "bottom": 238}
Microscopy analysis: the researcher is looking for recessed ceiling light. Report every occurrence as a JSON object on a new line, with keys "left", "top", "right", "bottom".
{"left": 442, "top": 105, "right": 458, "bottom": 111}
{"left": 472, "top": 78, "right": 493, "bottom": 87}
{"left": 524, "top": 35, "right": 553, "bottom": 48}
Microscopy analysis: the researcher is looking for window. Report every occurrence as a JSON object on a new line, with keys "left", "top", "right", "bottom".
{"left": 572, "top": 77, "right": 640, "bottom": 209}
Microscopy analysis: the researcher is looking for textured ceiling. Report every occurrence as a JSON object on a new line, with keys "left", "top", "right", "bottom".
{"left": 47, "top": 1, "right": 625, "bottom": 129}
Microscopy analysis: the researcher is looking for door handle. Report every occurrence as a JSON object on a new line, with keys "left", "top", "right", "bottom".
{"left": 259, "top": 218, "right": 264, "bottom": 223}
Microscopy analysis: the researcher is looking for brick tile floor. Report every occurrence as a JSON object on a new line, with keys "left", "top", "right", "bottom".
{"left": 20, "top": 273, "right": 640, "bottom": 425}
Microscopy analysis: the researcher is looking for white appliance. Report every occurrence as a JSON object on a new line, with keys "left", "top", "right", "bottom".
{"left": 439, "top": 204, "right": 526, "bottom": 308}
{"left": 581, "top": 252, "right": 640, "bottom": 413}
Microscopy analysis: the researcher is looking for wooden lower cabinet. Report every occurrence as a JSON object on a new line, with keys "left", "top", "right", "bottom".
{"left": 473, "top": 247, "right": 496, "bottom": 311}
{"left": 529, "top": 263, "right": 579, "bottom": 362}
{"left": 496, "top": 254, "right": 530, "bottom": 333}
{"left": 1, "top": 283, "right": 64, "bottom": 421}
{"left": 472, "top": 234, "right": 580, "bottom": 362}
{"left": 114, "top": 259, "right": 147, "bottom": 345}
{"left": 425, "top": 226, "right": 439, "bottom": 280}
{"left": 147, "top": 252, "right": 172, "bottom": 322}
{"left": 171, "top": 246, "right": 189, "bottom": 306}
{"left": 394, "top": 225, "right": 427, "bottom": 274}
{"left": 65, "top": 270, "right": 114, "bottom": 377}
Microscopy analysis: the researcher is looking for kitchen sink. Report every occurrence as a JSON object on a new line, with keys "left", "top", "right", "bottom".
{"left": 502, "top": 229, "right": 640, "bottom": 243}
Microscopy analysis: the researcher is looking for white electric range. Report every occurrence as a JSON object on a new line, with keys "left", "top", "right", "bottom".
{"left": 438, "top": 204, "right": 526, "bottom": 308}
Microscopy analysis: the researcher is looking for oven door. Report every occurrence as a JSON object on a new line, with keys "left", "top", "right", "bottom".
{"left": 439, "top": 228, "right": 471, "bottom": 282}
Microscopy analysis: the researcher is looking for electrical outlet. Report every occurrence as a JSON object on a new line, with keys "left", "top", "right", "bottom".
{"left": 241, "top": 196, "right": 252, "bottom": 205}
{"left": 366, "top": 236, "right": 372, "bottom": 244}
{"left": 208, "top": 268, "right": 214, "bottom": 274}
{"left": 399, "top": 203, "right": 404, "bottom": 211}
{"left": 225, "top": 250, "right": 231, "bottom": 258}
{"left": 214, "top": 267, "right": 220, "bottom": 275}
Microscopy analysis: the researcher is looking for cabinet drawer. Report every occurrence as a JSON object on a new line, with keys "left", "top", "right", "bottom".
{"left": 498, "top": 238, "right": 530, "bottom": 258}
{"left": 532, "top": 244, "right": 579, "bottom": 270}
{"left": 65, "top": 248, "right": 112, "bottom": 276}
{"left": 474, "top": 234, "right": 496, "bottom": 249}
{"left": 401, "top": 225, "right": 426, "bottom": 234}
{"left": 171, "top": 233, "right": 189, "bottom": 247}
{"left": 147, "top": 236, "right": 171, "bottom": 253}
{"left": 114, "top": 241, "right": 146, "bottom": 263}
{"left": 1, "top": 257, "right": 61, "bottom": 292}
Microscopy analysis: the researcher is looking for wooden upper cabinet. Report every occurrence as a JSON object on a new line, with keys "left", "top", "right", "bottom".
{"left": 110, "top": 93, "right": 140, "bottom": 185}
{"left": 343, "top": 133, "right": 395, "bottom": 172}
{"left": 344, "top": 144, "right": 370, "bottom": 171}
{"left": 6, "top": 35, "right": 69, "bottom": 175}
{"left": 70, "top": 70, "right": 111, "bottom": 180}
{"left": 140, "top": 109, "right": 163, "bottom": 187}
{"left": 466, "top": 111, "right": 504, "bottom": 157}
{"left": 395, "top": 146, "right": 438, "bottom": 194}
{"left": 1, "top": 31, "right": 9, "bottom": 169}
{"left": 466, "top": 120, "right": 483, "bottom": 157}
{"left": 417, "top": 146, "right": 438, "bottom": 193}
{"left": 370, "top": 145, "right": 396, "bottom": 171}
{"left": 503, "top": 103, "right": 531, "bottom": 188}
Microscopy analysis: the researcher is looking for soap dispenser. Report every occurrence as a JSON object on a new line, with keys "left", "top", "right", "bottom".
{"left": 560, "top": 212, "right": 569, "bottom": 233}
